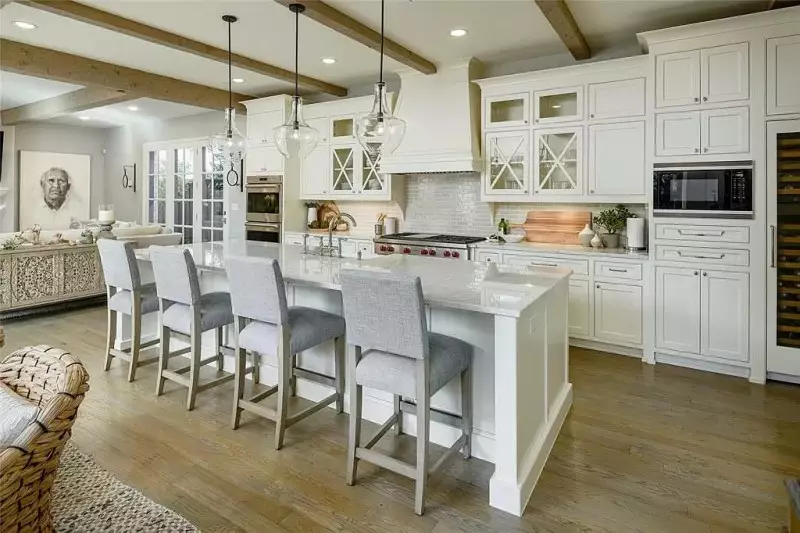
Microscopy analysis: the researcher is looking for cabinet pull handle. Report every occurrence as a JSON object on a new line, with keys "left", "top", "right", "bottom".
{"left": 677, "top": 250, "right": 725, "bottom": 260}
{"left": 608, "top": 268, "right": 628, "bottom": 273}
{"left": 677, "top": 229, "right": 725, "bottom": 237}
{"left": 771, "top": 224, "right": 777, "bottom": 268}
{"left": 531, "top": 261, "right": 558, "bottom": 267}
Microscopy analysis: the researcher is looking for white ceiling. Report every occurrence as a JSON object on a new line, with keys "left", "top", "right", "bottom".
{"left": 0, "top": 71, "right": 82, "bottom": 109}
{"left": 0, "top": 0, "right": 771, "bottom": 126}
{"left": 44, "top": 97, "right": 211, "bottom": 128}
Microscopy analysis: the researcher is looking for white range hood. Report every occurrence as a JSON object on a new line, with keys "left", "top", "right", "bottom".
{"left": 380, "top": 59, "right": 483, "bottom": 175}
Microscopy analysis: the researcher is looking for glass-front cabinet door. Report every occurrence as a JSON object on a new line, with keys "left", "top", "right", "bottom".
{"left": 330, "top": 115, "right": 356, "bottom": 144}
{"left": 485, "top": 93, "right": 530, "bottom": 129}
{"left": 533, "top": 127, "right": 582, "bottom": 195}
{"left": 484, "top": 131, "right": 530, "bottom": 195}
{"left": 534, "top": 86, "right": 584, "bottom": 125}
{"left": 359, "top": 150, "right": 387, "bottom": 195}
{"left": 331, "top": 146, "right": 356, "bottom": 194}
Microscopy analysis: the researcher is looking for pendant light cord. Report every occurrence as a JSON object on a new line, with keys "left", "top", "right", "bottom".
{"left": 379, "top": 0, "right": 384, "bottom": 85}
{"left": 294, "top": 9, "right": 299, "bottom": 98}
{"left": 227, "top": 18, "right": 232, "bottom": 131}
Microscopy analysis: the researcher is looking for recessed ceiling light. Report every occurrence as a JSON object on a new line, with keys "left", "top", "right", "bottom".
{"left": 322, "top": 58, "right": 337, "bottom": 65}
{"left": 13, "top": 21, "right": 37, "bottom": 30}
{"left": 127, "top": 105, "right": 139, "bottom": 111}
{"left": 450, "top": 28, "right": 468, "bottom": 38}
{"left": 78, "top": 116, "right": 91, "bottom": 121}
{"left": 232, "top": 78, "right": 245, "bottom": 83}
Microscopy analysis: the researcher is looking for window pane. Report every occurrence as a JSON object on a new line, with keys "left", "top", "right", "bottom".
{"left": 183, "top": 228, "right": 193, "bottom": 244}
{"left": 184, "top": 174, "right": 193, "bottom": 199}
{"left": 157, "top": 201, "right": 166, "bottom": 224}
{"left": 174, "top": 174, "right": 183, "bottom": 199}
{"left": 212, "top": 202, "right": 224, "bottom": 228}
{"left": 203, "top": 177, "right": 212, "bottom": 200}
{"left": 148, "top": 174, "right": 155, "bottom": 199}
{"left": 202, "top": 229, "right": 211, "bottom": 242}
{"left": 174, "top": 202, "right": 182, "bottom": 225}
{"left": 175, "top": 148, "right": 184, "bottom": 174}
{"left": 213, "top": 230, "right": 223, "bottom": 242}
{"left": 148, "top": 200, "right": 155, "bottom": 223}
{"left": 149, "top": 151, "right": 156, "bottom": 172}
{"left": 184, "top": 202, "right": 193, "bottom": 226}
{"left": 214, "top": 175, "right": 224, "bottom": 200}
{"left": 157, "top": 175, "right": 167, "bottom": 198}
{"left": 158, "top": 150, "right": 167, "bottom": 174}
{"left": 202, "top": 202, "right": 211, "bottom": 226}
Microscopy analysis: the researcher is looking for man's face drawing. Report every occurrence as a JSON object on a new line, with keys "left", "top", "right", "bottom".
{"left": 40, "top": 167, "right": 71, "bottom": 210}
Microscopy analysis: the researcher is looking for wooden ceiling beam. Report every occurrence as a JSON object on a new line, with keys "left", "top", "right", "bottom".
{"left": 767, "top": 0, "right": 800, "bottom": 9}
{"left": 1, "top": 86, "right": 134, "bottom": 125}
{"left": 534, "top": 0, "right": 591, "bottom": 61}
{"left": 0, "top": 38, "right": 251, "bottom": 112}
{"left": 18, "top": 0, "right": 347, "bottom": 97}
{"left": 274, "top": 0, "right": 437, "bottom": 75}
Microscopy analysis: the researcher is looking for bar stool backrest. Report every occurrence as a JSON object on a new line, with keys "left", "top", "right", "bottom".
{"left": 226, "top": 256, "right": 288, "bottom": 325}
{"left": 150, "top": 246, "right": 201, "bottom": 306}
{"left": 97, "top": 239, "right": 141, "bottom": 291}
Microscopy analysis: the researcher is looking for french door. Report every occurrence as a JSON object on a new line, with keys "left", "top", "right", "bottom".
{"left": 144, "top": 139, "right": 226, "bottom": 244}
{"left": 767, "top": 119, "right": 800, "bottom": 379}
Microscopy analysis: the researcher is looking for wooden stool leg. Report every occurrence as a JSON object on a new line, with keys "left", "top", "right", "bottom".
{"left": 274, "top": 353, "right": 291, "bottom": 450}
{"left": 460, "top": 365, "right": 472, "bottom": 459}
{"left": 334, "top": 336, "right": 345, "bottom": 413}
{"left": 156, "top": 311, "right": 170, "bottom": 396}
{"left": 216, "top": 327, "right": 224, "bottom": 371}
{"left": 186, "top": 315, "right": 201, "bottom": 411}
{"left": 414, "top": 359, "right": 431, "bottom": 516}
{"left": 127, "top": 296, "right": 142, "bottom": 382}
{"left": 232, "top": 319, "right": 246, "bottom": 429}
{"left": 252, "top": 352, "right": 260, "bottom": 384}
{"left": 289, "top": 354, "right": 298, "bottom": 397}
{"left": 346, "top": 346, "right": 363, "bottom": 486}
{"left": 394, "top": 395, "right": 403, "bottom": 436}
{"left": 104, "top": 307, "right": 117, "bottom": 371}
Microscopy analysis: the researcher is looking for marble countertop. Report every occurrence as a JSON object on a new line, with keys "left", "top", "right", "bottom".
{"left": 284, "top": 228, "right": 377, "bottom": 241}
{"left": 135, "top": 241, "right": 571, "bottom": 318}
{"left": 475, "top": 240, "right": 650, "bottom": 260}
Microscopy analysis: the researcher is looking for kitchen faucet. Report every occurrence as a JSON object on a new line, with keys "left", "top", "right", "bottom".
{"left": 328, "top": 212, "right": 356, "bottom": 249}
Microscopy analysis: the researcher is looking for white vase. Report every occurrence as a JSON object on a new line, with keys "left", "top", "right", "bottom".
{"left": 578, "top": 224, "right": 594, "bottom": 247}
{"left": 591, "top": 234, "right": 604, "bottom": 249}
{"left": 307, "top": 207, "right": 318, "bottom": 226}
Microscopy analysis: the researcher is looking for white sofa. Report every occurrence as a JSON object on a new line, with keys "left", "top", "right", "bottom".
{"left": 0, "top": 224, "right": 183, "bottom": 249}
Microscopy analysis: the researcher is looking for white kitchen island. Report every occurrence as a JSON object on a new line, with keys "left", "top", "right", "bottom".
{"left": 133, "top": 241, "right": 572, "bottom": 516}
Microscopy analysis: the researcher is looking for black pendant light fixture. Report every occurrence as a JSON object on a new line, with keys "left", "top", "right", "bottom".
{"left": 209, "top": 14, "right": 246, "bottom": 187}
{"left": 274, "top": 3, "right": 319, "bottom": 160}
{"left": 355, "top": 0, "right": 406, "bottom": 158}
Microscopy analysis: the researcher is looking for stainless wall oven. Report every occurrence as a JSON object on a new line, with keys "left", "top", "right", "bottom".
{"left": 246, "top": 175, "right": 281, "bottom": 223}
{"left": 245, "top": 222, "right": 280, "bottom": 243}
{"left": 653, "top": 161, "right": 753, "bottom": 218}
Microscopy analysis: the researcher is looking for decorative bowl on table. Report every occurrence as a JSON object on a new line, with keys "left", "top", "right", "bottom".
{"left": 503, "top": 234, "right": 525, "bottom": 243}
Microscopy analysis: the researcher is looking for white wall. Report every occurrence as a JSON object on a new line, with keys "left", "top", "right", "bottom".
{"left": 0, "top": 126, "right": 16, "bottom": 232}
{"left": 1, "top": 123, "right": 107, "bottom": 232}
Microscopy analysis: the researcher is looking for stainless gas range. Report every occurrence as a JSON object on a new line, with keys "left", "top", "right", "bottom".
{"left": 373, "top": 233, "right": 485, "bottom": 260}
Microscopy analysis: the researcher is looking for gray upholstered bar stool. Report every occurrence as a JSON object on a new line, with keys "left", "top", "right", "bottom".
{"left": 150, "top": 246, "right": 235, "bottom": 410}
{"left": 340, "top": 269, "right": 473, "bottom": 515}
{"left": 97, "top": 239, "right": 160, "bottom": 382}
{"left": 226, "top": 256, "right": 346, "bottom": 450}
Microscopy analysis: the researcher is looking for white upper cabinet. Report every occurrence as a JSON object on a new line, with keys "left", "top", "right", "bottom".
{"left": 656, "top": 50, "right": 701, "bottom": 108}
{"left": 246, "top": 110, "right": 284, "bottom": 147}
{"left": 533, "top": 86, "right": 584, "bottom": 125}
{"left": 701, "top": 107, "right": 749, "bottom": 155}
{"left": 656, "top": 266, "right": 701, "bottom": 354}
{"left": 589, "top": 121, "right": 645, "bottom": 195}
{"left": 767, "top": 34, "right": 800, "bottom": 115}
{"left": 588, "top": 78, "right": 646, "bottom": 120}
{"left": 359, "top": 150, "right": 388, "bottom": 196}
{"left": 246, "top": 146, "right": 283, "bottom": 176}
{"left": 329, "top": 115, "right": 356, "bottom": 144}
{"left": 300, "top": 145, "right": 329, "bottom": 198}
{"left": 656, "top": 111, "right": 701, "bottom": 156}
{"left": 594, "top": 282, "right": 643, "bottom": 347}
{"left": 330, "top": 146, "right": 357, "bottom": 196}
{"left": 485, "top": 131, "right": 530, "bottom": 195}
{"left": 701, "top": 43, "right": 749, "bottom": 104}
{"left": 485, "top": 93, "right": 530, "bottom": 129}
{"left": 533, "top": 127, "right": 583, "bottom": 195}
{"left": 700, "top": 270, "right": 749, "bottom": 362}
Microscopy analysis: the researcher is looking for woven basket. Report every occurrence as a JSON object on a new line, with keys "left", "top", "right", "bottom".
{"left": 0, "top": 345, "right": 90, "bottom": 533}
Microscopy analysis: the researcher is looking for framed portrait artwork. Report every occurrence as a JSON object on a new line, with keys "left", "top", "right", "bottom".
{"left": 18, "top": 150, "right": 90, "bottom": 230}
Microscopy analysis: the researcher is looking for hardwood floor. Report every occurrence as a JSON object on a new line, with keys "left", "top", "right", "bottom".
{"left": 3, "top": 305, "right": 799, "bottom": 532}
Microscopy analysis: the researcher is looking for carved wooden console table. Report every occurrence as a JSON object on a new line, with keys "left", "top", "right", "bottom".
{"left": 0, "top": 243, "right": 105, "bottom": 317}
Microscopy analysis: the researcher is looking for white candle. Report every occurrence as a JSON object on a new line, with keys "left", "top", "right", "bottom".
{"left": 98, "top": 209, "right": 115, "bottom": 224}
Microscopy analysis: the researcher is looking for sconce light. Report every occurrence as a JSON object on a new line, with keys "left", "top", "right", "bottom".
{"left": 122, "top": 164, "right": 137, "bottom": 193}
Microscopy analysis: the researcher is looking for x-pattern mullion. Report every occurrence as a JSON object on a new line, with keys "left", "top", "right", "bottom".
{"left": 489, "top": 136, "right": 525, "bottom": 190}
{"left": 333, "top": 149, "right": 354, "bottom": 190}
{"left": 538, "top": 132, "right": 577, "bottom": 189}
{"left": 362, "top": 152, "right": 384, "bottom": 190}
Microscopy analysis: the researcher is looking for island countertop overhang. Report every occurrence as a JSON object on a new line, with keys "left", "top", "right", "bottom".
{"left": 134, "top": 241, "right": 572, "bottom": 318}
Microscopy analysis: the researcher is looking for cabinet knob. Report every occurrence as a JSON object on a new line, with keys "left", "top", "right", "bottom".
{"left": 534, "top": 190, "right": 539, "bottom": 194}
{"left": 703, "top": 147, "right": 709, "bottom": 153}
{"left": 534, "top": 119, "right": 539, "bottom": 123}
{"left": 590, "top": 113, "right": 595, "bottom": 118}
{"left": 694, "top": 148, "right": 699, "bottom": 153}
{"left": 524, "top": 120, "right": 528, "bottom": 124}
{"left": 694, "top": 97, "right": 699, "bottom": 103}
{"left": 702, "top": 96, "right": 708, "bottom": 102}
{"left": 590, "top": 190, "right": 594, "bottom": 194}
{"left": 694, "top": 271, "right": 699, "bottom": 275}
{"left": 702, "top": 271, "right": 707, "bottom": 276}
{"left": 596, "top": 284, "right": 601, "bottom": 289}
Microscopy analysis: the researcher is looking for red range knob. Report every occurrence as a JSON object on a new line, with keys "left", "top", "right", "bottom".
{"left": 379, "top": 245, "right": 387, "bottom": 251}
{"left": 429, "top": 249, "right": 437, "bottom": 256}
{"left": 420, "top": 249, "right": 429, "bottom": 255}
{"left": 443, "top": 250, "right": 451, "bottom": 257}
{"left": 452, "top": 251, "right": 460, "bottom": 258}
{"left": 387, "top": 246, "right": 395, "bottom": 252}
{"left": 403, "top": 248, "right": 411, "bottom": 254}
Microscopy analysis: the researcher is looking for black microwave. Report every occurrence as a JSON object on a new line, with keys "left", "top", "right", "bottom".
{"left": 653, "top": 161, "right": 753, "bottom": 218}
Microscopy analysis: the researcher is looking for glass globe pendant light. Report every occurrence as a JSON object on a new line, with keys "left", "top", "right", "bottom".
{"left": 274, "top": 3, "right": 319, "bottom": 160}
{"left": 208, "top": 15, "right": 246, "bottom": 187}
{"left": 355, "top": 0, "right": 406, "bottom": 158}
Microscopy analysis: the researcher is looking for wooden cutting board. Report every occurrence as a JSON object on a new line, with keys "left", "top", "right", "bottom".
{"left": 512, "top": 210, "right": 591, "bottom": 244}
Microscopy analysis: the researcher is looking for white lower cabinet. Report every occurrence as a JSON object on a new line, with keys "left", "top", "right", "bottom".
{"left": 656, "top": 266, "right": 701, "bottom": 353}
{"left": 569, "top": 279, "right": 591, "bottom": 338}
{"left": 593, "top": 282, "right": 642, "bottom": 346}
{"left": 700, "top": 270, "right": 749, "bottom": 362}
{"left": 656, "top": 266, "right": 749, "bottom": 362}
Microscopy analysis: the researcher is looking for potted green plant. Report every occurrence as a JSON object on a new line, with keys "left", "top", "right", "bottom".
{"left": 592, "top": 204, "right": 635, "bottom": 249}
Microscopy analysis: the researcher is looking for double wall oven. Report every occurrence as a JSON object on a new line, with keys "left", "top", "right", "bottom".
{"left": 245, "top": 175, "right": 281, "bottom": 243}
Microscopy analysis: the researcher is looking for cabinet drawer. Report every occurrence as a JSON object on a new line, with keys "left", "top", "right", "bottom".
{"left": 476, "top": 251, "right": 500, "bottom": 263}
{"left": 283, "top": 233, "right": 305, "bottom": 246}
{"left": 594, "top": 261, "right": 642, "bottom": 280}
{"left": 503, "top": 253, "right": 589, "bottom": 275}
{"left": 654, "top": 223, "right": 749, "bottom": 244}
{"left": 655, "top": 245, "right": 749, "bottom": 266}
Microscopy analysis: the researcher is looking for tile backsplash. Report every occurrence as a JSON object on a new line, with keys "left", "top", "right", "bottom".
{"left": 336, "top": 172, "right": 645, "bottom": 237}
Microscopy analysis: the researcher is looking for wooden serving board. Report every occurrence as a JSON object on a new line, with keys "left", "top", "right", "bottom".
{"left": 512, "top": 210, "right": 592, "bottom": 244}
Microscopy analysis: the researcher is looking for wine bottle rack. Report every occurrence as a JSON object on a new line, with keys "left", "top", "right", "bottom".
{"left": 776, "top": 133, "right": 800, "bottom": 348}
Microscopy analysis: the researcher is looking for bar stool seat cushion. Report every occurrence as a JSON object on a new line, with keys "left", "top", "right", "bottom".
{"left": 238, "top": 306, "right": 345, "bottom": 356}
{"left": 162, "top": 291, "right": 234, "bottom": 335}
{"left": 355, "top": 333, "right": 471, "bottom": 399}
{"left": 108, "top": 283, "right": 159, "bottom": 315}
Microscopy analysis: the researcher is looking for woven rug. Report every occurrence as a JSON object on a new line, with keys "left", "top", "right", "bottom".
{"left": 52, "top": 442, "right": 198, "bottom": 532}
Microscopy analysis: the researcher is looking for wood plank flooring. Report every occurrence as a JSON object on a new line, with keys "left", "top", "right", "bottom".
{"left": 2, "top": 305, "right": 799, "bottom": 532}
